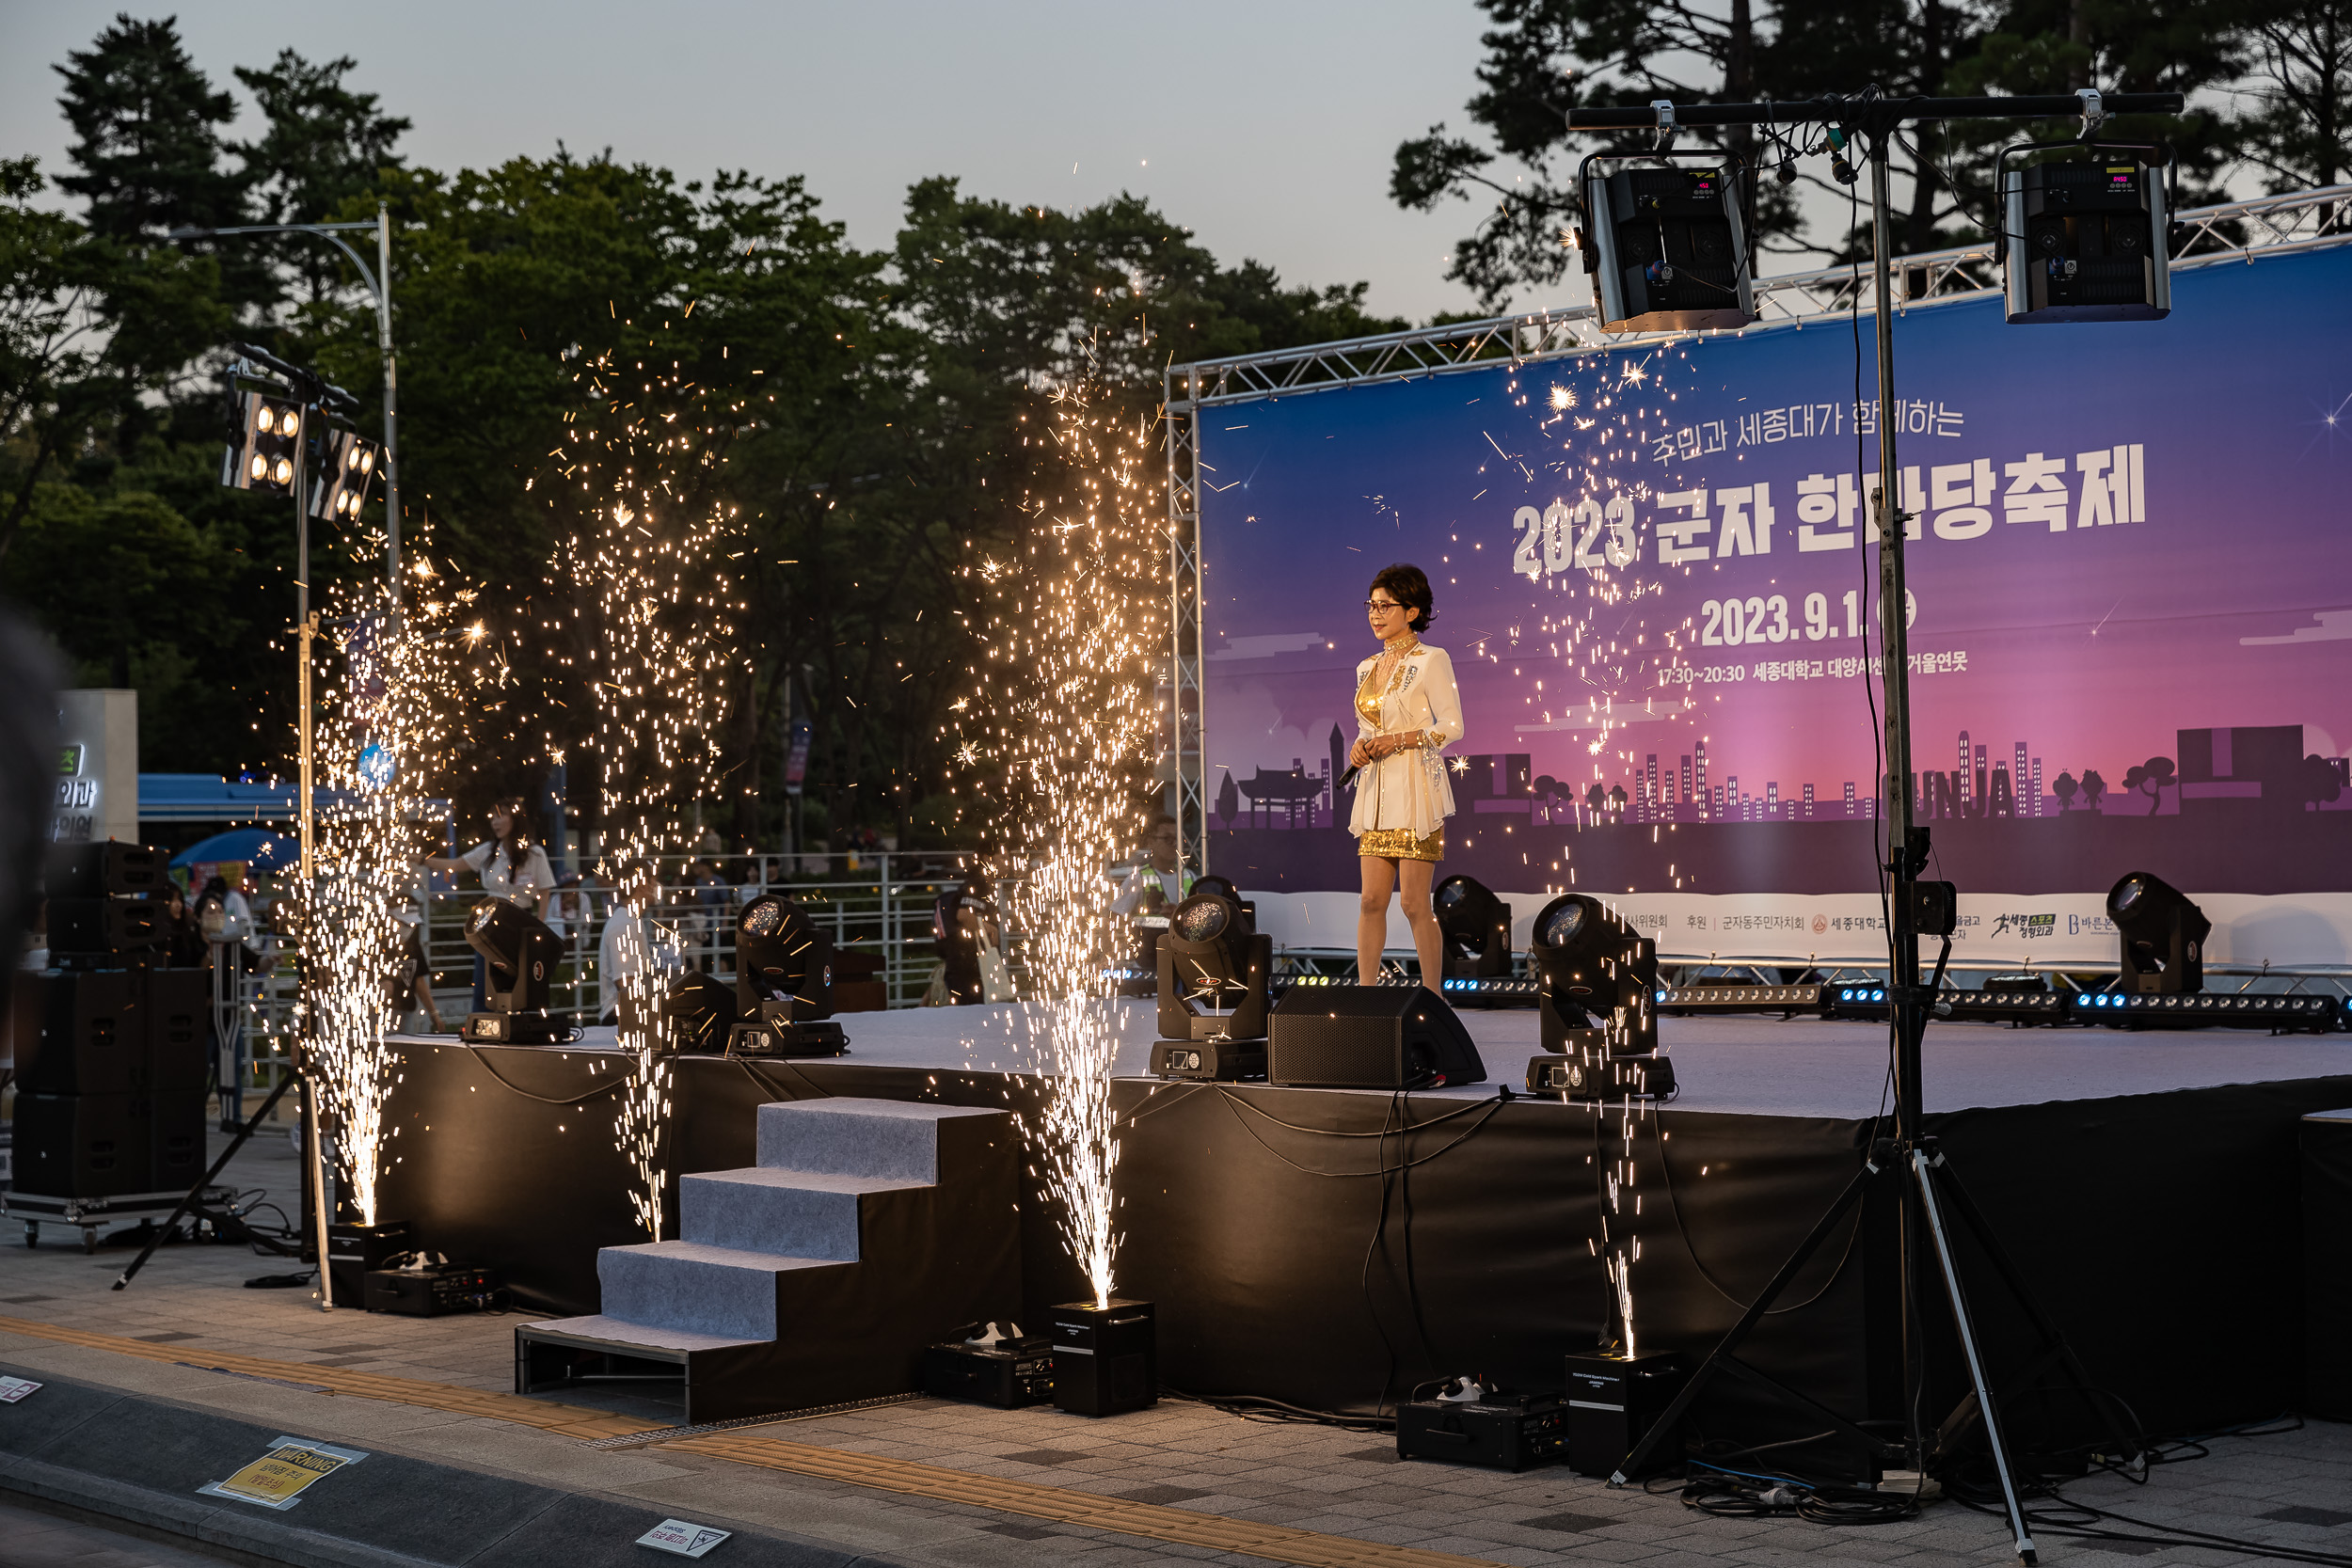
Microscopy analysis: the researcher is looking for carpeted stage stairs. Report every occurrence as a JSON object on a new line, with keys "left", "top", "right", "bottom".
{"left": 518, "top": 1098, "right": 1021, "bottom": 1422}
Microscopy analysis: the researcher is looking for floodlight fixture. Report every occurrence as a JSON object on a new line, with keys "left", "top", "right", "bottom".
{"left": 1574, "top": 151, "right": 1757, "bottom": 335}
{"left": 1157, "top": 889, "right": 1273, "bottom": 1043}
{"left": 223, "top": 391, "right": 304, "bottom": 496}
{"left": 1433, "top": 874, "right": 1513, "bottom": 980}
{"left": 311, "top": 428, "right": 381, "bottom": 522}
{"left": 2106, "top": 870, "right": 2209, "bottom": 995}
{"left": 461, "top": 898, "right": 564, "bottom": 1042}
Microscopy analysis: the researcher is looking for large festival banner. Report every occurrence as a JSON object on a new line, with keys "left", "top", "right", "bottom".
{"left": 1198, "top": 243, "right": 2352, "bottom": 966}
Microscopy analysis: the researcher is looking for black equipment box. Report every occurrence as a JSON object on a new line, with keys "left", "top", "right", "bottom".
{"left": 461, "top": 1010, "right": 565, "bottom": 1044}
{"left": 727, "top": 1010, "right": 850, "bottom": 1057}
{"left": 1049, "top": 1297, "right": 1156, "bottom": 1417}
{"left": 327, "top": 1220, "right": 412, "bottom": 1306}
{"left": 1266, "top": 985, "right": 1486, "bottom": 1089}
{"left": 1396, "top": 1388, "right": 1567, "bottom": 1472}
{"left": 13, "top": 968, "right": 212, "bottom": 1096}
{"left": 363, "top": 1264, "right": 504, "bottom": 1316}
{"left": 1527, "top": 1050, "right": 1677, "bottom": 1101}
{"left": 1149, "top": 1039, "right": 1264, "bottom": 1081}
{"left": 1564, "top": 1348, "right": 1686, "bottom": 1478}
{"left": 923, "top": 1332, "right": 1055, "bottom": 1407}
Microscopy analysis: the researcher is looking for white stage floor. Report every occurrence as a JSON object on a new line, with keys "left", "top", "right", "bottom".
{"left": 438, "top": 999, "right": 2352, "bottom": 1119}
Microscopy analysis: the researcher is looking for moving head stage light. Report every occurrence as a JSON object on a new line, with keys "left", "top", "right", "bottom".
{"left": 660, "top": 972, "right": 739, "bottom": 1054}
{"left": 462, "top": 899, "right": 564, "bottom": 1042}
{"left": 2003, "top": 151, "right": 2172, "bottom": 323}
{"left": 1434, "top": 875, "right": 1511, "bottom": 975}
{"left": 1152, "top": 889, "right": 1272, "bottom": 1080}
{"left": 1525, "top": 895, "right": 1673, "bottom": 1101}
{"left": 1574, "top": 151, "right": 1758, "bottom": 335}
{"left": 730, "top": 893, "right": 848, "bottom": 1057}
{"left": 2107, "top": 870, "right": 2208, "bottom": 996}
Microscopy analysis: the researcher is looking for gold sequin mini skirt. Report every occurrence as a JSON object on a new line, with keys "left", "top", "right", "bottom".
{"left": 1358, "top": 825, "right": 1446, "bottom": 863}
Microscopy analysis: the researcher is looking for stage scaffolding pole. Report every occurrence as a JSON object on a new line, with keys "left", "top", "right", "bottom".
{"left": 1563, "top": 87, "right": 2182, "bottom": 1563}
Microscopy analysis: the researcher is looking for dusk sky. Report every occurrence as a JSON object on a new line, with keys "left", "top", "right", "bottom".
{"left": 3, "top": 1, "right": 1520, "bottom": 325}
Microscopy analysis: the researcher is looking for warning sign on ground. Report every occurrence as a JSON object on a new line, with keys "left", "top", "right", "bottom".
{"left": 199, "top": 1435, "right": 368, "bottom": 1511}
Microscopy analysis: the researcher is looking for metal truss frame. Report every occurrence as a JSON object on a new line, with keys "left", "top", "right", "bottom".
{"left": 1161, "top": 183, "right": 2352, "bottom": 866}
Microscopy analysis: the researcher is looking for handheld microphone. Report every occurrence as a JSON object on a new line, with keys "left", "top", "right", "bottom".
{"left": 1336, "top": 764, "right": 1360, "bottom": 791}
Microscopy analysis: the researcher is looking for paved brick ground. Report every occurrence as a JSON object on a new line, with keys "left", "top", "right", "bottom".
{"left": 2, "top": 1125, "right": 2345, "bottom": 1568}
{"left": 0, "top": 1497, "right": 243, "bottom": 1567}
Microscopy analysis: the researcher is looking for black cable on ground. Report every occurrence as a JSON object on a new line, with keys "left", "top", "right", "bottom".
{"left": 1158, "top": 1386, "right": 1393, "bottom": 1433}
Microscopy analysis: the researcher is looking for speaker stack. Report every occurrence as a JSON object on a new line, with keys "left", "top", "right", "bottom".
{"left": 10, "top": 845, "right": 210, "bottom": 1197}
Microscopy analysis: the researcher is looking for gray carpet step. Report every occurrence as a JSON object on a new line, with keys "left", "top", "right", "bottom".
{"left": 522, "top": 1312, "right": 767, "bottom": 1353}
{"left": 679, "top": 1166, "right": 925, "bottom": 1259}
{"left": 755, "top": 1097, "right": 1009, "bottom": 1182}
{"left": 597, "top": 1240, "right": 848, "bottom": 1341}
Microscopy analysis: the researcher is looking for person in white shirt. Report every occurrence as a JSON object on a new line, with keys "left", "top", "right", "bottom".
{"left": 597, "top": 863, "right": 683, "bottom": 1025}
{"left": 1110, "top": 814, "right": 1191, "bottom": 916}
{"left": 421, "top": 798, "right": 559, "bottom": 1011}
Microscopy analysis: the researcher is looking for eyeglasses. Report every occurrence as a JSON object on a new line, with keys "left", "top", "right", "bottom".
{"left": 1365, "top": 599, "right": 1403, "bottom": 612}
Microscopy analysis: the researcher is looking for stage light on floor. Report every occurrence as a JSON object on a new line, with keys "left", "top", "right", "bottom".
{"left": 2003, "top": 154, "right": 2171, "bottom": 323}
{"left": 1526, "top": 895, "right": 1672, "bottom": 1099}
{"left": 1575, "top": 154, "right": 1758, "bottom": 334}
{"left": 1434, "top": 875, "right": 1513, "bottom": 983}
{"left": 2107, "top": 870, "right": 2208, "bottom": 994}
{"left": 461, "top": 899, "right": 564, "bottom": 1043}
{"left": 1155, "top": 889, "right": 1273, "bottom": 1045}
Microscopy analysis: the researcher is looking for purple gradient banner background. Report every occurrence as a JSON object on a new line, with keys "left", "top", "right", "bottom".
{"left": 1198, "top": 245, "right": 2352, "bottom": 917}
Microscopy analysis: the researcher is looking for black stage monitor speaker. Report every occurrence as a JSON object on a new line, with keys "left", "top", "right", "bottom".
{"left": 2106, "top": 870, "right": 2209, "bottom": 995}
{"left": 11, "top": 1091, "right": 153, "bottom": 1196}
{"left": 1267, "top": 985, "right": 1486, "bottom": 1089}
{"left": 46, "top": 842, "right": 165, "bottom": 897}
{"left": 1579, "top": 157, "right": 1757, "bottom": 334}
{"left": 2005, "top": 158, "right": 2171, "bottom": 323}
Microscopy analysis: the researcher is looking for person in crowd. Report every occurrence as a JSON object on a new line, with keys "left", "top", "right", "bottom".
{"left": 596, "top": 863, "right": 682, "bottom": 1025}
{"left": 421, "top": 799, "right": 558, "bottom": 1011}
{"left": 156, "top": 880, "right": 208, "bottom": 969}
{"left": 1110, "top": 813, "right": 1192, "bottom": 916}
{"left": 543, "top": 872, "right": 589, "bottom": 945}
{"left": 1347, "top": 563, "right": 1463, "bottom": 991}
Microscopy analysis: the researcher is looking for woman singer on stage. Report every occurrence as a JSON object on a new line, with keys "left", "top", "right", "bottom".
{"left": 1348, "top": 563, "right": 1463, "bottom": 991}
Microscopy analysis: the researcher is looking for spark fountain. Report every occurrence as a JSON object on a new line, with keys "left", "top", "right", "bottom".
{"left": 541, "top": 326, "right": 739, "bottom": 1241}
{"left": 955, "top": 374, "right": 1166, "bottom": 1314}
{"left": 306, "top": 561, "right": 466, "bottom": 1227}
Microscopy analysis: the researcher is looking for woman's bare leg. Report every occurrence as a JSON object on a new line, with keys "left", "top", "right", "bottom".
{"left": 1398, "top": 859, "right": 1442, "bottom": 990}
{"left": 1358, "top": 856, "right": 1397, "bottom": 981}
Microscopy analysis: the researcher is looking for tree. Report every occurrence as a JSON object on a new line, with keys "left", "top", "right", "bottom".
{"left": 52, "top": 14, "right": 267, "bottom": 310}
{"left": 2135, "top": 754, "right": 2176, "bottom": 812}
{"left": 2300, "top": 753, "right": 2345, "bottom": 808}
{"left": 233, "top": 51, "right": 410, "bottom": 309}
{"left": 2229, "top": 0, "right": 2352, "bottom": 190}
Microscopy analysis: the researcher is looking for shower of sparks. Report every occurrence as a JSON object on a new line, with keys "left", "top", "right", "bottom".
{"left": 954, "top": 367, "right": 1166, "bottom": 1311}
{"left": 542, "top": 325, "right": 740, "bottom": 1242}
{"left": 306, "top": 555, "right": 469, "bottom": 1227}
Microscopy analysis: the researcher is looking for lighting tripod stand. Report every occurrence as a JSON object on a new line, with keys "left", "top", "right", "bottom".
{"left": 1567, "top": 87, "right": 2182, "bottom": 1563}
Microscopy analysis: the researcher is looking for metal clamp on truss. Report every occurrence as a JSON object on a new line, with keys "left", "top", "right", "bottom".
{"left": 2076, "top": 87, "right": 2106, "bottom": 138}
{"left": 1651, "top": 99, "right": 1677, "bottom": 152}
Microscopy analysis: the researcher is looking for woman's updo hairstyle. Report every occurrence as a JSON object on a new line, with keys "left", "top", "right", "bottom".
{"left": 1369, "top": 562, "right": 1435, "bottom": 633}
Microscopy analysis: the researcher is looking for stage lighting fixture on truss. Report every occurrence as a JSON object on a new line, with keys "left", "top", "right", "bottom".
{"left": 1523, "top": 895, "right": 1673, "bottom": 1101}
{"left": 1151, "top": 889, "right": 1272, "bottom": 1080}
{"left": 660, "top": 972, "right": 739, "bottom": 1054}
{"left": 2001, "top": 132, "right": 2172, "bottom": 322}
{"left": 728, "top": 893, "right": 848, "bottom": 1057}
{"left": 1572, "top": 144, "right": 1758, "bottom": 335}
{"left": 2106, "top": 870, "right": 2208, "bottom": 996}
{"left": 223, "top": 390, "right": 304, "bottom": 496}
{"left": 461, "top": 899, "right": 565, "bottom": 1042}
{"left": 310, "top": 428, "right": 380, "bottom": 522}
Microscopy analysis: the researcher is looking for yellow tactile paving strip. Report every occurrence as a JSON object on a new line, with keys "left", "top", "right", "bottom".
{"left": 0, "top": 1314, "right": 1511, "bottom": 1568}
